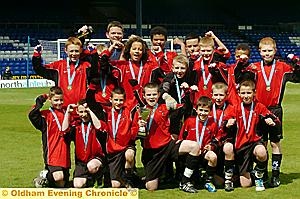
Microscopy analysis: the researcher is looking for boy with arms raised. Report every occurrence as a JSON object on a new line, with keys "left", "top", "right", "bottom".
{"left": 191, "top": 31, "right": 230, "bottom": 104}
{"left": 62, "top": 100, "right": 105, "bottom": 188}
{"left": 29, "top": 86, "right": 71, "bottom": 188}
{"left": 32, "top": 37, "right": 91, "bottom": 107}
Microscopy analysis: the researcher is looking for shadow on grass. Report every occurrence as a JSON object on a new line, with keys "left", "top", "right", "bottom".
{"left": 135, "top": 168, "right": 300, "bottom": 190}
{"left": 280, "top": 172, "right": 300, "bottom": 185}
{"left": 135, "top": 167, "right": 181, "bottom": 190}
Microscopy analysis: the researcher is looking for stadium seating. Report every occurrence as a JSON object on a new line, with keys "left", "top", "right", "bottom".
{"left": 0, "top": 25, "right": 299, "bottom": 76}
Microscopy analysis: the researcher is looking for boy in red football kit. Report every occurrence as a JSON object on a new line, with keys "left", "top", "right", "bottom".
{"left": 245, "top": 37, "right": 300, "bottom": 187}
{"left": 32, "top": 37, "right": 91, "bottom": 107}
{"left": 97, "top": 87, "right": 140, "bottom": 188}
{"left": 62, "top": 99, "right": 105, "bottom": 188}
{"left": 208, "top": 43, "right": 255, "bottom": 106}
{"left": 147, "top": 26, "right": 185, "bottom": 74}
{"left": 211, "top": 82, "right": 236, "bottom": 191}
{"left": 158, "top": 54, "right": 195, "bottom": 182}
{"left": 138, "top": 82, "right": 201, "bottom": 193}
{"left": 191, "top": 31, "right": 231, "bottom": 104}
{"left": 29, "top": 86, "right": 71, "bottom": 188}
{"left": 87, "top": 43, "right": 119, "bottom": 112}
{"left": 179, "top": 96, "right": 220, "bottom": 192}
{"left": 224, "top": 80, "right": 279, "bottom": 191}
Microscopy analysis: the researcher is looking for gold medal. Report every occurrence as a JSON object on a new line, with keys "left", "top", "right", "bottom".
{"left": 67, "top": 85, "right": 72, "bottom": 90}
{"left": 203, "top": 85, "right": 207, "bottom": 90}
{"left": 266, "top": 86, "right": 271, "bottom": 91}
{"left": 102, "top": 92, "right": 106, "bottom": 97}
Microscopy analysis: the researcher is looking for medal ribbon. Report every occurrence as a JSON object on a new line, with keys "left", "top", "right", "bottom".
{"left": 147, "top": 104, "right": 158, "bottom": 132}
{"left": 112, "top": 108, "right": 123, "bottom": 140}
{"left": 261, "top": 60, "right": 276, "bottom": 88}
{"left": 212, "top": 102, "right": 226, "bottom": 128}
{"left": 67, "top": 57, "right": 79, "bottom": 88}
{"left": 49, "top": 107, "right": 62, "bottom": 131}
{"left": 81, "top": 122, "right": 91, "bottom": 149}
{"left": 201, "top": 60, "right": 211, "bottom": 87}
{"left": 100, "top": 74, "right": 107, "bottom": 94}
{"left": 196, "top": 116, "right": 208, "bottom": 148}
{"left": 174, "top": 75, "right": 184, "bottom": 103}
{"left": 129, "top": 60, "right": 143, "bottom": 84}
{"left": 241, "top": 102, "right": 254, "bottom": 134}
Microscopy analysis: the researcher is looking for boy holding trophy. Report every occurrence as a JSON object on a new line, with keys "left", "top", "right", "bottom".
{"left": 138, "top": 82, "right": 202, "bottom": 193}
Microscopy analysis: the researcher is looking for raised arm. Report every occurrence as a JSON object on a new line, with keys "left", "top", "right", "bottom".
{"left": 62, "top": 104, "right": 77, "bottom": 131}
{"left": 28, "top": 94, "right": 48, "bottom": 131}
{"left": 87, "top": 107, "right": 101, "bottom": 129}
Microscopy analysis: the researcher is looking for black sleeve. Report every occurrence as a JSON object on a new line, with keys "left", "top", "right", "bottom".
{"left": 208, "top": 65, "right": 228, "bottom": 84}
{"left": 222, "top": 120, "right": 237, "bottom": 143}
{"left": 32, "top": 56, "right": 59, "bottom": 85}
{"left": 85, "top": 87, "right": 107, "bottom": 121}
{"left": 159, "top": 73, "right": 174, "bottom": 94}
{"left": 211, "top": 51, "right": 228, "bottom": 64}
{"left": 234, "top": 61, "right": 255, "bottom": 84}
{"left": 28, "top": 95, "right": 47, "bottom": 132}
{"left": 286, "top": 64, "right": 300, "bottom": 83}
{"left": 150, "top": 67, "right": 166, "bottom": 85}
{"left": 87, "top": 53, "right": 99, "bottom": 81}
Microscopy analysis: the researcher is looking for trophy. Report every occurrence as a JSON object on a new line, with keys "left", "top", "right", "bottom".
{"left": 137, "top": 106, "right": 151, "bottom": 138}
{"left": 76, "top": 25, "right": 94, "bottom": 39}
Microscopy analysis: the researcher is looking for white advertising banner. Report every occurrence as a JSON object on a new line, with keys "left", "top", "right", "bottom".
{"left": 0, "top": 79, "right": 55, "bottom": 88}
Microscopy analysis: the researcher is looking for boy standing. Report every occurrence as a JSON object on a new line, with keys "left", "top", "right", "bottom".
{"left": 192, "top": 31, "right": 230, "bottom": 104}
{"left": 246, "top": 37, "right": 300, "bottom": 187}
{"left": 29, "top": 86, "right": 71, "bottom": 188}
{"left": 32, "top": 37, "right": 91, "bottom": 107}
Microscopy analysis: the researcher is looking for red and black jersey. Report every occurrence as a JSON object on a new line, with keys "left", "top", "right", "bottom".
{"left": 209, "top": 102, "right": 233, "bottom": 128}
{"left": 28, "top": 98, "right": 71, "bottom": 168}
{"left": 224, "top": 101, "right": 276, "bottom": 150}
{"left": 70, "top": 120, "right": 104, "bottom": 163}
{"left": 147, "top": 49, "right": 177, "bottom": 74}
{"left": 143, "top": 104, "right": 173, "bottom": 149}
{"left": 192, "top": 50, "right": 231, "bottom": 105}
{"left": 179, "top": 115, "right": 221, "bottom": 151}
{"left": 192, "top": 58, "right": 214, "bottom": 103}
{"left": 112, "top": 59, "right": 164, "bottom": 106}
{"left": 247, "top": 60, "right": 300, "bottom": 107}
{"left": 209, "top": 62, "right": 240, "bottom": 105}
{"left": 32, "top": 55, "right": 91, "bottom": 106}
{"left": 100, "top": 105, "right": 139, "bottom": 154}
{"left": 89, "top": 52, "right": 120, "bottom": 109}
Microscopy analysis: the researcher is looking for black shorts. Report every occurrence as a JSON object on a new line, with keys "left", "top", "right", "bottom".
{"left": 257, "top": 106, "right": 283, "bottom": 142}
{"left": 46, "top": 165, "right": 70, "bottom": 186}
{"left": 73, "top": 157, "right": 104, "bottom": 179}
{"left": 107, "top": 146, "right": 136, "bottom": 181}
{"left": 235, "top": 141, "right": 266, "bottom": 175}
{"left": 142, "top": 140, "right": 181, "bottom": 182}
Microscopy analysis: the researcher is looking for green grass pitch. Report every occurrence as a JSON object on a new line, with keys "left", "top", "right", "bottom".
{"left": 1, "top": 84, "right": 300, "bottom": 199}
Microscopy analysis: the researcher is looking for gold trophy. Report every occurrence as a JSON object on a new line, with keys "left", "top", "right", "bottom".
{"left": 137, "top": 106, "right": 151, "bottom": 138}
